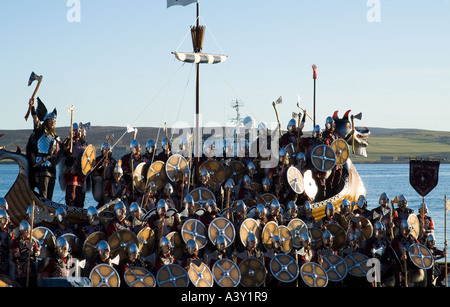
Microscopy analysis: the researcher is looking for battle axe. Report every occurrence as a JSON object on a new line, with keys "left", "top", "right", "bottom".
{"left": 25, "top": 72, "right": 43, "bottom": 121}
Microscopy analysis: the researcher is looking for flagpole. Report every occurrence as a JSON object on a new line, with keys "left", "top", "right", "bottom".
{"left": 446, "top": 194, "right": 448, "bottom": 287}
{"left": 312, "top": 65, "right": 317, "bottom": 127}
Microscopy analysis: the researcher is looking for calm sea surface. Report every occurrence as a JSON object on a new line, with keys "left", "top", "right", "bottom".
{"left": 1, "top": 163, "right": 449, "bottom": 249}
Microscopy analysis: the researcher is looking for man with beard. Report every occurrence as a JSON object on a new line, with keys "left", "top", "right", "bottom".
{"left": 41, "top": 236, "right": 73, "bottom": 279}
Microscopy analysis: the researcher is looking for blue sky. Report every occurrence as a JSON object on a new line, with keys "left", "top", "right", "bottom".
{"left": 1, "top": 0, "right": 449, "bottom": 133}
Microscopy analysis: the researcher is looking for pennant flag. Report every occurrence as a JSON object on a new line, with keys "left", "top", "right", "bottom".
{"left": 446, "top": 198, "right": 450, "bottom": 213}
{"left": 167, "top": 0, "right": 197, "bottom": 8}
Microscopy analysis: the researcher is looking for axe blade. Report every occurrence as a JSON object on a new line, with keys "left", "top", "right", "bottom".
{"left": 28, "top": 72, "right": 42, "bottom": 86}
{"left": 274, "top": 96, "right": 282, "bottom": 104}
{"left": 353, "top": 112, "right": 363, "bottom": 120}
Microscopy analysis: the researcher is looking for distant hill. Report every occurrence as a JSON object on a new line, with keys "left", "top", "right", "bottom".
{"left": 1, "top": 126, "right": 449, "bottom": 163}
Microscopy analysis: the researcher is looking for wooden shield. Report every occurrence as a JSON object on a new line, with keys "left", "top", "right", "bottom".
{"left": 239, "top": 258, "right": 266, "bottom": 287}
{"left": 407, "top": 214, "right": 421, "bottom": 239}
{"left": 344, "top": 253, "right": 370, "bottom": 277}
{"left": 137, "top": 227, "right": 155, "bottom": 258}
{"left": 146, "top": 161, "right": 168, "bottom": 190}
{"left": 300, "top": 262, "right": 328, "bottom": 287}
{"left": 240, "top": 218, "right": 262, "bottom": 246}
{"left": 32, "top": 226, "right": 55, "bottom": 258}
{"left": 311, "top": 144, "right": 336, "bottom": 172}
{"left": 156, "top": 264, "right": 189, "bottom": 287}
{"left": 309, "top": 227, "right": 323, "bottom": 250}
{"left": 188, "top": 261, "right": 214, "bottom": 287}
{"left": 331, "top": 139, "right": 349, "bottom": 165}
{"left": 408, "top": 243, "right": 434, "bottom": 270}
{"left": 89, "top": 264, "right": 120, "bottom": 287}
{"left": 124, "top": 267, "right": 156, "bottom": 287}
{"left": 321, "top": 254, "right": 347, "bottom": 282}
{"left": 212, "top": 259, "right": 241, "bottom": 287}
{"left": 62, "top": 233, "right": 82, "bottom": 259}
{"left": 132, "top": 162, "right": 148, "bottom": 193}
{"left": 287, "top": 218, "right": 308, "bottom": 249}
{"left": 286, "top": 166, "right": 304, "bottom": 194}
{"left": 208, "top": 217, "right": 235, "bottom": 247}
{"left": 0, "top": 274, "right": 20, "bottom": 287}
{"left": 261, "top": 221, "right": 279, "bottom": 251}
{"left": 189, "top": 187, "right": 216, "bottom": 210}
{"left": 284, "top": 143, "right": 298, "bottom": 165}
{"left": 199, "top": 160, "right": 226, "bottom": 186}
{"left": 166, "top": 231, "right": 185, "bottom": 259}
{"left": 325, "top": 223, "right": 347, "bottom": 251}
{"left": 81, "top": 144, "right": 96, "bottom": 175}
{"left": 82, "top": 231, "right": 106, "bottom": 260}
{"left": 181, "top": 219, "right": 208, "bottom": 249}
{"left": 224, "top": 161, "right": 246, "bottom": 183}
{"left": 165, "top": 154, "right": 188, "bottom": 182}
{"left": 257, "top": 193, "right": 277, "bottom": 207}
{"left": 409, "top": 159, "right": 440, "bottom": 197}
{"left": 269, "top": 254, "right": 299, "bottom": 283}
{"left": 108, "top": 229, "right": 139, "bottom": 261}
{"left": 278, "top": 225, "right": 293, "bottom": 253}
{"left": 360, "top": 216, "right": 373, "bottom": 240}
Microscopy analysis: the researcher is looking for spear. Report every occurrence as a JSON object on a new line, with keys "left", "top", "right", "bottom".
{"left": 312, "top": 64, "right": 318, "bottom": 127}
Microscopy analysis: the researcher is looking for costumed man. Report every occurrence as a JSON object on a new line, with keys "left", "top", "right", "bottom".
{"left": 235, "top": 232, "right": 263, "bottom": 264}
{"left": 206, "top": 235, "right": 231, "bottom": 269}
{"left": 238, "top": 175, "right": 256, "bottom": 200}
{"left": 41, "top": 236, "right": 73, "bottom": 280}
{"left": 152, "top": 236, "right": 176, "bottom": 275}
{"left": 103, "top": 164, "right": 129, "bottom": 205}
{"left": 394, "top": 195, "right": 414, "bottom": 233}
{"left": 119, "top": 139, "right": 144, "bottom": 204}
{"left": 371, "top": 192, "right": 396, "bottom": 240}
{"left": 0, "top": 209, "right": 14, "bottom": 276}
{"left": 86, "top": 240, "right": 116, "bottom": 277}
{"left": 50, "top": 207, "right": 75, "bottom": 238}
{"left": 26, "top": 100, "right": 61, "bottom": 200}
{"left": 105, "top": 201, "right": 131, "bottom": 239}
{"left": 76, "top": 206, "right": 105, "bottom": 242}
{"left": 62, "top": 123, "right": 88, "bottom": 208}
{"left": 92, "top": 141, "right": 117, "bottom": 207}
{"left": 141, "top": 181, "right": 158, "bottom": 212}
{"left": 143, "top": 139, "right": 156, "bottom": 165}
{"left": 304, "top": 125, "right": 328, "bottom": 200}
{"left": 322, "top": 116, "right": 343, "bottom": 197}
{"left": 267, "top": 200, "right": 283, "bottom": 225}
{"left": 179, "top": 239, "right": 203, "bottom": 272}
{"left": 161, "top": 182, "right": 177, "bottom": 210}
{"left": 297, "top": 232, "right": 317, "bottom": 267}
{"left": 10, "top": 220, "right": 40, "bottom": 287}
{"left": 156, "top": 137, "right": 172, "bottom": 163}
{"left": 425, "top": 233, "right": 447, "bottom": 287}
{"left": 117, "top": 243, "right": 146, "bottom": 287}
{"left": 352, "top": 195, "right": 372, "bottom": 220}
{"left": 147, "top": 200, "right": 180, "bottom": 248}
{"left": 417, "top": 203, "right": 435, "bottom": 244}
{"left": 128, "top": 202, "right": 149, "bottom": 235}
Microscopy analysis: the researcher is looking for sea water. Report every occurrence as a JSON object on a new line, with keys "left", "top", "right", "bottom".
{"left": 1, "top": 163, "right": 449, "bottom": 249}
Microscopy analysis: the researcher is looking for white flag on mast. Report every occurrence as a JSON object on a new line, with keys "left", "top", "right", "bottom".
{"left": 167, "top": 0, "right": 197, "bottom": 8}
{"left": 446, "top": 198, "right": 450, "bottom": 213}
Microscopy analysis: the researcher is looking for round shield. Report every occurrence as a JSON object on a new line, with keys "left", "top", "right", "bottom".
{"left": 165, "top": 154, "right": 188, "bottom": 182}
{"left": 108, "top": 229, "right": 139, "bottom": 261}
{"left": 166, "top": 231, "right": 185, "bottom": 259}
{"left": 89, "top": 263, "right": 120, "bottom": 287}
{"left": 269, "top": 254, "right": 299, "bottom": 283}
{"left": 124, "top": 267, "right": 156, "bottom": 287}
{"left": 360, "top": 216, "right": 373, "bottom": 241}
{"left": 208, "top": 217, "right": 235, "bottom": 248}
{"left": 407, "top": 214, "right": 421, "bottom": 239}
{"left": 212, "top": 259, "right": 241, "bottom": 287}
{"left": 239, "top": 258, "right": 266, "bottom": 287}
{"left": 284, "top": 143, "right": 298, "bottom": 165}
{"left": 0, "top": 274, "right": 20, "bottom": 287}
{"left": 311, "top": 144, "right": 336, "bottom": 172}
{"left": 62, "top": 233, "right": 82, "bottom": 259}
{"left": 309, "top": 227, "right": 323, "bottom": 250}
{"left": 251, "top": 182, "right": 262, "bottom": 194}
{"left": 257, "top": 193, "right": 277, "bottom": 207}
{"left": 278, "top": 225, "right": 293, "bottom": 253}
{"left": 156, "top": 264, "right": 189, "bottom": 287}
{"left": 287, "top": 218, "right": 308, "bottom": 249}
{"left": 224, "top": 161, "right": 246, "bottom": 183}
{"left": 321, "top": 254, "right": 347, "bottom": 282}
{"left": 300, "top": 262, "right": 328, "bottom": 287}
{"left": 181, "top": 219, "right": 208, "bottom": 249}
{"left": 199, "top": 160, "right": 226, "bottom": 186}
{"left": 132, "top": 162, "right": 148, "bottom": 193}
{"left": 189, "top": 187, "right": 216, "bottom": 210}
{"left": 81, "top": 144, "right": 96, "bottom": 175}
{"left": 240, "top": 218, "right": 262, "bottom": 246}
{"left": 303, "top": 170, "right": 318, "bottom": 199}
{"left": 325, "top": 223, "right": 347, "bottom": 251}
{"left": 331, "top": 139, "right": 349, "bottom": 165}
{"left": 82, "top": 231, "right": 106, "bottom": 260}
{"left": 408, "top": 243, "right": 434, "bottom": 270}
{"left": 32, "top": 226, "right": 55, "bottom": 258}
{"left": 137, "top": 227, "right": 155, "bottom": 258}
{"left": 286, "top": 166, "right": 304, "bottom": 194}
{"left": 344, "top": 253, "right": 371, "bottom": 277}
{"left": 261, "top": 221, "right": 279, "bottom": 251}
{"left": 146, "top": 161, "right": 168, "bottom": 190}
{"left": 188, "top": 261, "right": 214, "bottom": 287}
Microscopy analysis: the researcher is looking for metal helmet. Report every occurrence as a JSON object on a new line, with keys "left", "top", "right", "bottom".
{"left": 114, "top": 201, "right": 127, "bottom": 220}
{"left": 146, "top": 139, "right": 156, "bottom": 152}
{"left": 56, "top": 236, "right": 69, "bottom": 258}
{"left": 325, "top": 202, "right": 334, "bottom": 218}
{"left": 157, "top": 199, "right": 168, "bottom": 216}
{"left": 295, "top": 152, "right": 306, "bottom": 167}
{"left": 207, "top": 199, "right": 218, "bottom": 215}
{"left": 19, "top": 220, "right": 31, "bottom": 237}
{"left": 300, "top": 232, "right": 311, "bottom": 248}
{"left": 400, "top": 219, "right": 411, "bottom": 236}
{"left": 127, "top": 243, "right": 139, "bottom": 260}
{"left": 348, "top": 233, "right": 359, "bottom": 249}
{"left": 162, "top": 137, "right": 171, "bottom": 150}
{"left": 378, "top": 192, "right": 389, "bottom": 206}
{"left": 26, "top": 205, "right": 36, "bottom": 219}
{"left": 242, "top": 175, "right": 251, "bottom": 188}
{"left": 287, "top": 201, "right": 297, "bottom": 216}
{"left": 246, "top": 232, "right": 257, "bottom": 250}
{"left": 325, "top": 116, "right": 335, "bottom": 131}
{"left": 129, "top": 202, "right": 141, "bottom": 218}
{"left": 130, "top": 139, "right": 141, "bottom": 153}
{"left": 97, "top": 240, "right": 110, "bottom": 259}
{"left": 199, "top": 169, "right": 210, "bottom": 182}
{"left": 149, "top": 181, "right": 157, "bottom": 193}
{"left": 0, "top": 209, "right": 9, "bottom": 226}
{"left": 113, "top": 164, "right": 123, "bottom": 177}
{"left": 304, "top": 202, "right": 312, "bottom": 218}
{"left": 101, "top": 142, "right": 110, "bottom": 153}
{"left": 247, "top": 162, "right": 256, "bottom": 176}
{"left": 273, "top": 234, "right": 281, "bottom": 250}
{"left": 0, "top": 197, "right": 8, "bottom": 210}
{"left": 160, "top": 236, "right": 172, "bottom": 254}
{"left": 43, "top": 109, "right": 57, "bottom": 121}
{"left": 426, "top": 233, "right": 436, "bottom": 248}
{"left": 215, "top": 235, "right": 226, "bottom": 252}
{"left": 287, "top": 118, "right": 296, "bottom": 132}
{"left": 224, "top": 178, "right": 235, "bottom": 191}
{"left": 164, "top": 183, "right": 173, "bottom": 195}
{"left": 55, "top": 207, "right": 67, "bottom": 223}
{"left": 322, "top": 229, "right": 334, "bottom": 248}
{"left": 312, "top": 125, "right": 321, "bottom": 138}
{"left": 87, "top": 206, "right": 100, "bottom": 226}
{"left": 184, "top": 195, "right": 194, "bottom": 209}
{"left": 262, "top": 178, "right": 270, "bottom": 191}
{"left": 269, "top": 200, "right": 280, "bottom": 216}
{"left": 419, "top": 203, "right": 428, "bottom": 215}
{"left": 341, "top": 198, "right": 350, "bottom": 215}
{"left": 398, "top": 194, "right": 408, "bottom": 208}
{"left": 255, "top": 203, "right": 267, "bottom": 219}
{"left": 234, "top": 200, "right": 247, "bottom": 220}
{"left": 373, "top": 221, "right": 385, "bottom": 239}
{"left": 356, "top": 195, "right": 367, "bottom": 209}
{"left": 186, "top": 239, "right": 198, "bottom": 256}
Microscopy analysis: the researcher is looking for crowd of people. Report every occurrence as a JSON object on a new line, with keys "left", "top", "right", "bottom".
{"left": 0, "top": 99, "right": 446, "bottom": 287}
